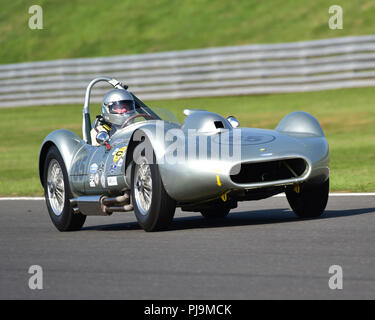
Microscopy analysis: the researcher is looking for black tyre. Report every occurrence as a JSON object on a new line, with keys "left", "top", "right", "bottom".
{"left": 43, "top": 146, "right": 86, "bottom": 231}
{"left": 131, "top": 142, "right": 176, "bottom": 232}
{"left": 201, "top": 207, "right": 231, "bottom": 219}
{"left": 286, "top": 179, "right": 329, "bottom": 218}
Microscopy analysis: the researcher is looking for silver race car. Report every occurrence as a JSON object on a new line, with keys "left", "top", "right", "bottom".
{"left": 39, "top": 77, "right": 330, "bottom": 232}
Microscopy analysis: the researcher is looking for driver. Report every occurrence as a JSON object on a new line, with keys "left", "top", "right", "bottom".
{"left": 91, "top": 89, "right": 136, "bottom": 145}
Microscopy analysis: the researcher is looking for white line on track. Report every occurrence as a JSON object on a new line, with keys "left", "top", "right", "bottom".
{"left": 0, "top": 193, "right": 374, "bottom": 201}
{"left": 0, "top": 197, "right": 45, "bottom": 200}
{"left": 327, "top": 193, "right": 375, "bottom": 197}
{"left": 273, "top": 193, "right": 375, "bottom": 197}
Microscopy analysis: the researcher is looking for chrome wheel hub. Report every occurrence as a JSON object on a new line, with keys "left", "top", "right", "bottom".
{"left": 134, "top": 160, "right": 152, "bottom": 215}
{"left": 47, "top": 159, "right": 65, "bottom": 216}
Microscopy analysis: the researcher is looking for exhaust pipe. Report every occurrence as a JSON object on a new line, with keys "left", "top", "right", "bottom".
{"left": 70, "top": 195, "right": 107, "bottom": 216}
{"left": 101, "top": 193, "right": 130, "bottom": 206}
{"left": 101, "top": 191, "right": 132, "bottom": 214}
{"left": 70, "top": 191, "right": 133, "bottom": 216}
{"left": 104, "top": 204, "right": 133, "bottom": 213}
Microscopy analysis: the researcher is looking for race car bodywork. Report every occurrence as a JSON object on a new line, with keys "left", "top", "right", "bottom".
{"left": 39, "top": 77, "right": 330, "bottom": 232}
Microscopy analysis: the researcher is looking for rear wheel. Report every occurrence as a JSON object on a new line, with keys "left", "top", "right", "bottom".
{"left": 43, "top": 146, "right": 86, "bottom": 231}
{"left": 286, "top": 179, "right": 329, "bottom": 218}
{"left": 131, "top": 142, "right": 176, "bottom": 232}
{"left": 201, "top": 206, "right": 231, "bottom": 219}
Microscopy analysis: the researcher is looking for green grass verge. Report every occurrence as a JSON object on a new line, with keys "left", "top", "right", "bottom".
{"left": 1, "top": 0, "right": 375, "bottom": 64}
{"left": 0, "top": 87, "right": 374, "bottom": 196}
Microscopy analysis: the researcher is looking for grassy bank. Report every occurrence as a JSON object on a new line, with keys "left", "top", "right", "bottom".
{"left": 0, "top": 87, "right": 374, "bottom": 196}
{"left": 1, "top": 0, "right": 375, "bottom": 64}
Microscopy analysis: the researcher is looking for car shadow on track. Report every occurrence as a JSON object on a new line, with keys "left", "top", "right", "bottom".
{"left": 169, "top": 207, "right": 375, "bottom": 231}
{"left": 81, "top": 207, "right": 375, "bottom": 232}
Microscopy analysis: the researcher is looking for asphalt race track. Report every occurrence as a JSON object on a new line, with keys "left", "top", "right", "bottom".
{"left": 0, "top": 195, "right": 374, "bottom": 299}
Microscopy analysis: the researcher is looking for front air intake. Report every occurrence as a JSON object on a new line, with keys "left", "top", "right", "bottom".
{"left": 230, "top": 158, "right": 308, "bottom": 184}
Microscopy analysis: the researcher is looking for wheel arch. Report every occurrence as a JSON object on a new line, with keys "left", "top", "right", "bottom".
{"left": 39, "top": 140, "right": 56, "bottom": 187}
{"left": 39, "top": 129, "right": 85, "bottom": 187}
{"left": 275, "top": 111, "right": 325, "bottom": 137}
{"left": 124, "top": 126, "right": 174, "bottom": 198}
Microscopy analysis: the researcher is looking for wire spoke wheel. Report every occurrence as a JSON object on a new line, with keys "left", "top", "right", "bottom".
{"left": 131, "top": 137, "right": 176, "bottom": 232}
{"left": 134, "top": 160, "right": 153, "bottom": 215}
{"left": 47, "top": 159, "right": 65, "bottom": 216}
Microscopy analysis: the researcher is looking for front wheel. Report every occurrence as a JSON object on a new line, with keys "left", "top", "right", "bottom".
{"left": 131, "top": 143, "right": 176, "bottom": 232}
{"left": 43, "top": 146, "right": 86, "bottom": 231}
{"left": 286, "top": 179, "right": 329, "bottom": 218}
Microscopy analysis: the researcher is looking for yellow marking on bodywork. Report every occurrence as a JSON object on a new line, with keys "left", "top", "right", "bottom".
{"left": 259, "top": 148, "right": 265, "bottom": 151}
{"left": 113, "top": 146, "right": 127, "bottom": 162}
{"left": 216, "top": 175, "right": 222, "bottom": 187}
{"left": 293, "top": 184, "right": 301, "bottom": 193}
{"left": 220, "top": 192, "right": 228, "bottom": 202}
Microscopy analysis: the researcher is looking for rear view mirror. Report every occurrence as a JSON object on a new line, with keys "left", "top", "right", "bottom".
{"left": 227, "top": 116, "right": 240, "bottom": 128}
{"left": 96, "top": 131, "right": 109, "bottom": 145}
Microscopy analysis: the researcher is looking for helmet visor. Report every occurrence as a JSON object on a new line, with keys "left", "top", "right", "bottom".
{"left": 108, "top": 100, "right": 135, "bottom": 114}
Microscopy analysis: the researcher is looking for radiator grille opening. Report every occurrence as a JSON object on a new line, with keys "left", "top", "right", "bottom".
{"left": 230, "top": 158, "right": 307, "bottom": 184}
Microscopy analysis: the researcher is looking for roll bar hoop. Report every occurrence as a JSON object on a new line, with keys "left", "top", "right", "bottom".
{"left": 82, "top": 77, "right": 128, "bottom": 144}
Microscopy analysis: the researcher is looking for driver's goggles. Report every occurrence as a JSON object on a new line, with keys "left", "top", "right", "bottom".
{"left": 108, "top": 100, "right": 135, "bottom": 114}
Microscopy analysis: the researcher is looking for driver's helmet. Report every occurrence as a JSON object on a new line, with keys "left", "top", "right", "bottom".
{"left": 101, "top": 89, "right": 136, "bottom": 126}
